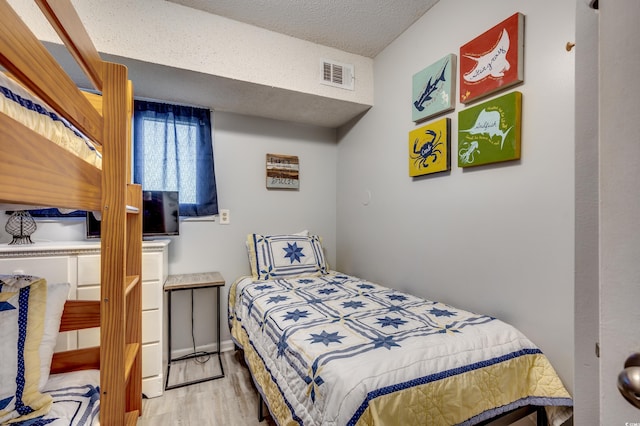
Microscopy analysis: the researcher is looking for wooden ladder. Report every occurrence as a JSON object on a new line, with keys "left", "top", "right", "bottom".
{"left": 100, "top": 61, "right": 142, "bottom": 425}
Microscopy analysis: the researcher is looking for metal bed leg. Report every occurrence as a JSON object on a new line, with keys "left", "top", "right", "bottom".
{"left": 258, "top": 393, "right": 265, "bottom": 422}
{"left": 537, "top": 406, "right": 549, "bottom": 426}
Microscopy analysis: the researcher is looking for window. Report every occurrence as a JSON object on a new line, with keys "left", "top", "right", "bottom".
{"left": 133, "top": 100, "right": 218, "bottom": 217}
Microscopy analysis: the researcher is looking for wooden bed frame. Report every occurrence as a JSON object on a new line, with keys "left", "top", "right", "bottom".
{"left": 0, "top": 1, "right": 142, "bottom": 425}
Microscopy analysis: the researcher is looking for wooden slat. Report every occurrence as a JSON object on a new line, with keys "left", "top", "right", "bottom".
{"left": 83, "top": 90, "right": 103, "bottom": 115}
{"left": 126, "top": 184, "right": 142, "bottom": 211}
{"left": 50, "top": 347, "right": 100, "bottom": 375}
{"left": 0, "top": 113, "right": 102, "bottom": 211}
{"left": 59, "top": 300, "right": 100, "bottom": 332}
{"left": 0, "top": 0, "right": 103, "bottom": 143}
{"left": 124, "top": 275, "right": 139, "bottom": 297}
{"left": 123, "top": 343, "right": 139, "bottom": 381}
{"left": 125, "top": 184, "right": 143, "bottom": 415}
{"left": 124, "top": 284, "right": 142, "bottom": 413}
{"left": 81, "top": 91, "right": 103, "bottom": 156}
{"left": 127, "top": 81, "right": 134, "bottom": 182}
{"left": 124, "top": 411, "right": 139, "bottom": 426}
{"left": 100, "top": 60, "right": 131, "bottom": 426}
{"left": 35, "top": 0, "right": 103, "bottom": 91}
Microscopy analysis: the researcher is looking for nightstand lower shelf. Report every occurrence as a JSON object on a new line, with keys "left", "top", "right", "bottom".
{"left": 164, "top": 272, "right": 225, "bottom": 390}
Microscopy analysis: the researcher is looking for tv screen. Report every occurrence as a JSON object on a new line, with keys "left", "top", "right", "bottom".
{"left": 86, "top": 190, "right": 179, "bottom": 239}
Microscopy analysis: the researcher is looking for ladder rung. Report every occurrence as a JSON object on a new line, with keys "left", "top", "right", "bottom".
{"left": 124, "top": 410, "right": 139, "bottom": 426}
{"left": 125, "top": 275, "right": 140, "bottom": 296}
{"left": 124, "top": 342, "right": 139, "bottom": 381}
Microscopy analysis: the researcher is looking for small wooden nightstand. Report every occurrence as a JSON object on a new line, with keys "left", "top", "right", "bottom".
{"left": 164, "top": 271, "right": 225, "bottom": 390}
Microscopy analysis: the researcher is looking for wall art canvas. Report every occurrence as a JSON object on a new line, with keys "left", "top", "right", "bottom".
{"left": 266, "top": 153, "right": 299, "bottom": 189}
{"left": 409, "top": 117, "right": 451, "bottom": 177}
{"left": 412, "top": 54, "right": 456, "bottom": 123}
{"left": 459, "top": 12, "right": 524, "bottom": 104}
{"left": 458, "top": 91, "right": 521, "bottom": 168}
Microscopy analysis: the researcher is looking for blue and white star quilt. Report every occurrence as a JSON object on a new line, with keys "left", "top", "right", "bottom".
{"left": 9, "top": 370, "right": 100, "bottom": 426}
{"left": 229, "top": 272, "right": 573, "bottom": 426}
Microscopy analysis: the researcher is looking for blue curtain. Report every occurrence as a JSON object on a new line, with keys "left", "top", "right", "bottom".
{"left": 133, "top": 100, "right": 218, "bottom": 217}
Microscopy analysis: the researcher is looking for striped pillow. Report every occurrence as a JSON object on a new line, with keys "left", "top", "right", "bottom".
{"left": 0, "top": 275, "right": 53, "bottom": 423}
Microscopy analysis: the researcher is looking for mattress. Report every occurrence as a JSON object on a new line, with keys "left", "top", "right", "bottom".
{"left": 0, "top": 72, "right": 102, "bottom": 169}
{"left": 10, "top": 369, "right": 100, "bottom": 426}
{"left": 229, "top": 272, "right": 573, "bottom": 426}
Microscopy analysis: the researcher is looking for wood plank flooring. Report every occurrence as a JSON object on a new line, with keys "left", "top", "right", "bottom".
{"left": 138, "top": 350, "right": 274, "bottom": 426}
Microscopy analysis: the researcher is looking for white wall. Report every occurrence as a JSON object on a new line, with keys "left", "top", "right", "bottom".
{"left": 337, "top": 0, "right": 575, "bottom": 392}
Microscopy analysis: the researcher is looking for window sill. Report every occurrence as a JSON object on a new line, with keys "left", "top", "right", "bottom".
{"left": 180, "top": 216, "right": 216, "bottom": 223}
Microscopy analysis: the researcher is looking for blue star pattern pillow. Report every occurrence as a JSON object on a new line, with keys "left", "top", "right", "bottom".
{"left": 247, "top": 233, "right": 329, "bottom": 280}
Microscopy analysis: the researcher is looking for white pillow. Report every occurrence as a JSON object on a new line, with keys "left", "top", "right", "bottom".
{"left": 39, "top": 282, "right": 70, "bottom": 390}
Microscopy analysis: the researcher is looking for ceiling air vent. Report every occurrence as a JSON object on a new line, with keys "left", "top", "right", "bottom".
{"left": 320, "top": 59, "right": 354, "bottom": 90}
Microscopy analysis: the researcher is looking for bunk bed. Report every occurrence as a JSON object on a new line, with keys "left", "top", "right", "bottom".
{"left": 230, "top": 232, "right": 574, "bottom": 426}
{"left": 0, "top": 1, "right": 142, "bottom": 425}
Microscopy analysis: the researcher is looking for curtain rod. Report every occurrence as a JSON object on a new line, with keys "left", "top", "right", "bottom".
{"left": 78, "top": 87, "right": 214, "bottom": 112}
{"left": 133, "top": 95, "right": 213, "bottom": 112}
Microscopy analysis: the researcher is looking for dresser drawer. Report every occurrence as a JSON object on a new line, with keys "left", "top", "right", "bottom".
{"left": 0, "top": 256, "right": 74, "bottom": 286}
{"left": 77, "top": 285, "right": 99, "bottom": 301}
{"left": 78, "top": 334, "right": 162, "bottom": 366}
{"left": 142, "top": 309, "right": 160, "bottom": 342}
{"left": 78, "top": 282, "right": 159, "bottom": 310}
{"left": 142, "top": 342, "right": 161, "bottom": 378}
{"left": 142, "top": 281, "right": 160, "bottom": 310}
{"left": 77, "top": 255, "right": 100, "bottom": 286}
{"left": 77, "top": 326, "right": 99, "bottom": 348}
{"left": 142, "top": 253, "right": 161, "bottom": 281}
{"left": 78, "top": 253, "right": 163, "bottom": 285}
{"left": 76, "top": 289, "right": 160, "bottom": 345}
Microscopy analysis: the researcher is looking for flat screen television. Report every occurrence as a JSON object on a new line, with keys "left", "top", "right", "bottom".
{"left": 86, "top": 190, "right": 179, "bottom": 239}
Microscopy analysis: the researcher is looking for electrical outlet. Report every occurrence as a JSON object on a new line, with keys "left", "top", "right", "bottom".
{"left": 219, "top": 209, "right": 230, "bottom": 224}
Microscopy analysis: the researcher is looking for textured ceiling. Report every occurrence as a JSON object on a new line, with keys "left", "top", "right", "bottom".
{"left": 166, "top": 0, "right": 439, "bottom": 58}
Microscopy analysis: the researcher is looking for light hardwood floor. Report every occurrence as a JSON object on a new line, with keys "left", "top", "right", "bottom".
{"left": 138, "top": 350, "right": 274, "bottom": 425}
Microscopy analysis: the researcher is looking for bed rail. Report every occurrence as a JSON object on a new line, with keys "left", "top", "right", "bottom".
{"left": 0, "top": 0, "right": 103, "bottom": 146}
{"left": 0, "top": 112, "right": 102, "bottom": 210}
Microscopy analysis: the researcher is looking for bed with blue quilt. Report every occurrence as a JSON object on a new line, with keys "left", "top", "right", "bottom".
{"left": 229, "top": 233, "right": 573, "bottom": 426}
